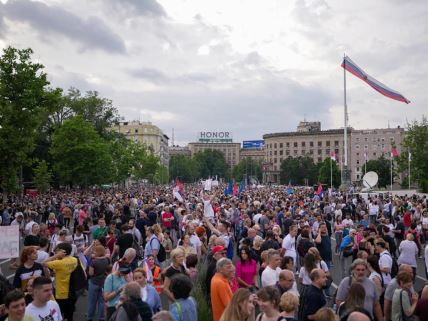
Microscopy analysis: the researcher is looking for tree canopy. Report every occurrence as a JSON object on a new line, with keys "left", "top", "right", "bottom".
{"left": 280, "top": 156, "right": 318, "bottom": 185}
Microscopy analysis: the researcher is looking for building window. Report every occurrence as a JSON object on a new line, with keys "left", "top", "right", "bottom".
{"left": 356, "top": 137, "right": 360, "bottom": 142}
{"left": 364, "top": 145, "right": 368, "bottom": 150}
{"left": 318, "top": 149, "right": 322, "bottom": 155}
{"left": 135, "top": 129, "right": 138, "bottom": 133}
{"left": 334, "top": 141, "right": 339, "bottom": 147}
{"left": 269, "top": 151, "right": 272, "bottom": 156}
{"left": 302, "top": 150, "right": 306, "bottom": 155}
{"left": 294, "top": 150, "right": 298, "bottom": 155}
{"left": 286, "top": 142, "right": 290, "bottom": 147}
{"left": 280, "top": 143, "right": 283, "bottom": 148}
{"left": 356, "top": 152, "right": 360, "bottom": 156}
{"left": 280, "top": 158, "right": 283, "bottom": 163}
{"left": 357, "top": 174, "right": 360, "bottom": 180}
{"left": 381, "top": 138, "right": 385, "bottom": 142}
{"left": 274, "top": 158, "right": 277, "bottom": 163}
{"left": 318, "top": 141, "right": 322, "bottom": 147}
{"left": 326, "top": 149, "right": 330, "bottom": 154}
{"left": 274, "top": 151, "right": 277, "bottom": 155}
{"left": 364, "top": 137, "right": 368, "bottom": 142}
{"left": 294, "top": 142, "right": 298, "bottom": 147}
{"left": 373, "top": 152, "right": 377, "bottom": 156}
{"left": 357, "top": 167, "right": 360, "bottom": 171}
{"left": 286, "top": 150, "right": 290, "bottom": 156}
{"left": 309, "top": 150, "right": 314, "bottom": 155}
{"left": 310, "top": 142, "right": 314, "bottom": 147}
{"left": 356, "top": 145, "right": 360, "bottom": 150}
{"left": 326, "top": 141, "right": 330, "bottom": 147}
{"left": 335, "top": 149, "right": 339, "bottom": 154}
{"left": 302, "top": 142, "right": 306, "bottom": 147}
{"left": 279, "top": 150, "right": 283, "bottom": 155}
{"left": 357, "top": 160, "right": 360, "bottom": 164}
{"left": 372, "top": 145, "right": 377, "bottom": 150}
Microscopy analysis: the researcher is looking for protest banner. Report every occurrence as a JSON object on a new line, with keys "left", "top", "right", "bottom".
{"left": 0, "top": 225, "right": 20, "bottom": 259}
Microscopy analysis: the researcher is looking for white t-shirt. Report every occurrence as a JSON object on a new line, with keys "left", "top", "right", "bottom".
{"left": 189, "top": 234, "right": 201, "bottom": 251}
{"left": 25, "top": 221, "right": 36, "bottom": 234}
{"left": 369, "top": 203, "right": 379, "bottom": 216}
{"left": 379, "top": 251, "right": 393, "bottom": 285}
{"left": 253, "top": 213, "right": 262, "bottom": 224}
{"left": 26, "top": 300, "right": 63, "bottom": 321}
{"left": 261, "top": 266, "right": 281, "bottom": 287}
{"left": 299, "top": 261, "right": 329, "bottom": 285}
{"left": 36, "top": 250, "right": 49, "bottom": 264}
{"left": 282, "top": 234, "right": 296, "bottom": 261}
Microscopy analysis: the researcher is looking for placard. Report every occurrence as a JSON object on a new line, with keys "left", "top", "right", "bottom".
{"left": 0, "top": 225, "right": 20, "bottom": 259}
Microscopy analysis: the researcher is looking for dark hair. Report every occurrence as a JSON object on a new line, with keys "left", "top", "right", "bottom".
{"left": 257, "top": 286, "right": 280, "bottom": 309}
{"left": 265, "top": 231, "right": 274, "bottom": 239}
{"left": 185, "top": 254, "right": 198, "bottom": 268}
{"left": 169, "top": 274, "right": 192, "bottom": 299}
{"left": 303, "top": 253, "right": 317, "bottom": 274}
{"left": 4, "top": 289, "right": 25, "bottom": 307}
{"left": 367, "top": 255, "right": 382, "bottom": 277}
{"left": 376, "top": 241, "right": 386, "bottom": 249}
{"left": 55, "top": 242, "right": 72, "bottom": 256}
{"left": 33, "top": 276, "right": 52, "bottom": 289}
{"left": 97, "top": 236, "right": 107, "bottom": 247}
{"left": 39, "top": 237, "right": 49, "bottom": 248}
{"left": 300, "top": 229, "right": 310, "bottom": 238}
{"left": 281, "top": 256, "right": 294, "bottom": 270}
{"left": 239, "top": 246, "right": 252, "bottom": 264}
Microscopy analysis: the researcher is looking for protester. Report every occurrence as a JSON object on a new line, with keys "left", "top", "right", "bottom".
{"left": 169, "top": 274, "right": 198, "bottom": 321}
{"left": 4, "top": 290, "right": 32, "bottom": 321}
{"left": 25, "top": 277, "right": 62, "bottom": 321}
{"left": 211, "top": 258, "right": 234, "bottom": 321}
{"left": 109, "top": 282, "right": 152, "bottom": 321}
{"left": 133, "top": 268, "right": 161, "bottom": 313}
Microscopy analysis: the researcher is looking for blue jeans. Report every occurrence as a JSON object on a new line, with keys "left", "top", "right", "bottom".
{"left": 88, "top": 280, "right": 104, "bottom": 321}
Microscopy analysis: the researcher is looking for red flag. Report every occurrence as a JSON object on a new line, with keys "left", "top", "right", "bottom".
{"left": 316, "top": 183, "right": 323, "bottom": 195}
{"left": 176, "top": 179, "right": 181, "bottom": 189}
{"left": 233, "top": 182, "right": 238, "bottom": 196}
{"left": 391, "top": 148, "right": 399, "bottom": 158}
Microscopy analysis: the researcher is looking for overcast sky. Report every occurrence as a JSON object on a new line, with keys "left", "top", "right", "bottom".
{"left": 1, "top": 0, "right": 426, "bottom": 145}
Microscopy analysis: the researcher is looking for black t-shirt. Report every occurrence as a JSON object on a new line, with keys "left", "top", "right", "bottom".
{"left": 164, "top": 265, "right": 186, "bottom": 279}
{"left": 301, "top": 285, "right": 326, "bottom": 321}
{"left": 260, "top": 239, "right": 280, "bottom": 252}
{"left": 316, "top": 235, "right": 332, "bottom": 262}
{"left": 24, "top": 235, "right": 40, "bottom": 247}
{"left": 394, "top": 222, "right": 405, "bottom": 240}
{"left": 117, "top": 233, "right": 134, "bottom": 258}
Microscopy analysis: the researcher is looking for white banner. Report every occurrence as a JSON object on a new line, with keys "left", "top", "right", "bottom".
{"left": 0, "top": 225, "right": 20, "bottom": 259}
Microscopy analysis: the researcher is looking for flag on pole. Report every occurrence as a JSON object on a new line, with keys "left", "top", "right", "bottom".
{"left": 315, "top": 183, "right": 323, "bottom": 196}
{"left": 224, "top": 181, "right": 233, "bottom": 196}
{"left": 239, "top": 180, "right": 246, "bottom": 194}
{"left": 408, "top": 152, "right": 411, "bottom": 162}
{"left": 391, "top": 148, "right": 399, "bottom": 158}
{"left": 233, "top": 182, "right": 238, "bottom": 196}
{"left": 341, "top": 56, "right": 410, "bottom": 104}
{"left": 330, "top": 151, "right": 336, "bottom": 161}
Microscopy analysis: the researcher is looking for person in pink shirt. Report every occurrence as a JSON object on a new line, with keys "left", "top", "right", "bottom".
{"left": 235, "top": 246, "right": 258, "bottom": 290}
{"left": 161, "top": 206, "right": 173, "bottom": 230}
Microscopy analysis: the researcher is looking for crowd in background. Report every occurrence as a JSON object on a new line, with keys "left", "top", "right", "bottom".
{"left": 0, "top": 184, "right": 428, "bottom": 321}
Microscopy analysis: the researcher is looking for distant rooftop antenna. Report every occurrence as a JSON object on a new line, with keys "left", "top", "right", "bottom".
{"left": 172, "top": 128, "right": 175, "bottom": 146}
{"left": 304, "top": 113, "right": 306, "bottom": 122}
{"left": 388, "top": 120, "right": 390, "bottom": 128}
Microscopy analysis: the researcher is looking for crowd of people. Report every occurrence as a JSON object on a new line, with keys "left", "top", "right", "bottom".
{"left": 0, "top": 184, "right": 428, "bottom": 321}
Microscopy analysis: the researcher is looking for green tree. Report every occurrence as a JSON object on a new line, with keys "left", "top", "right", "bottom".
{"left": 193, "top": 149, "right": 228, "bottom": 178}
{"left": 318, "top": 158, "right": 341, "bottom": 188}
{"left": 65, "top": 88, "right": 119, "bottom": 137}
{"left": 33, "top": 160, "right": 52, "bottom": 193}
{"left": 280, "top": 156, "right": 318, "bottom": 185}
{"left": 362, "top": 155, "right": 391, "bottom": 188}
{"left": 50, "top": 116, "right": 113, "bottom": 187}
{"left": 397, "top": 117, "right": 428, "bottom": 192}
{"left": 232, "top": 158, "right": 262, "bottom": 182}
{"left": 169, "top": 155, "right": 198, "bottom": 182}
{"left": 0, "top": 47, "right": 50, "bottom": 192}
{"left": 154, "top": 165, "right": 169, "bottom": 184}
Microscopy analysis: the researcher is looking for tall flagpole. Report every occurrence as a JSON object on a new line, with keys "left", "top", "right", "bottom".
{"left": 408, "top": 151, "right": 411, "bottom": 190}
{"left": 330, "top": 157, "right": 333, "bottom": 189}
{"left": 390, "top": 153, "right": 393, "bottom": 191}
{"left": 343, "top": 54, "right": 349, "bottom": 186}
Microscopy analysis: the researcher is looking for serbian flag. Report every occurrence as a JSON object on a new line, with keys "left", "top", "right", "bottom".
{"left": 330, "top": 151, "right": 336, "bottom": 161}
{"left": 233, "top": 182, "right": 238, "bottom": 196}
{"left": 341, "top": 56, "right": 410, "bottom": 104}
{"left": 315, "top": 183, "right": 323, "bottom": 196}
{"left": 391, "top": 148, "right": 399, "bottom": 158}
{"left": 173, "top": 179, "right": 184, "bottom": 202}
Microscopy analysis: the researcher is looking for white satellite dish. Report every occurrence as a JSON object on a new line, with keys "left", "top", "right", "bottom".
{"left": 362, "top": 171, "right": 378, "bottom": 190}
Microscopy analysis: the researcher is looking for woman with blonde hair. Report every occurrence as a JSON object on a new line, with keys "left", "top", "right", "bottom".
{"left": 162, "top": 247, "right": 186, "bottom": 302}
{"left": 220, "top": 288, "right": 255, "bottom": 321}
{"left": 313, "top": 307, "right": 336, "bottom": 321}
{"left": 279, "top": 292, "right": 299, "bottom": 321}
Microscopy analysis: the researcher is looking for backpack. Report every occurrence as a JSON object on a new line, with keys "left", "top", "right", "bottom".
{"left": 150, "top": 237, "right": 166, "bottom": 262}
{"left": 68, "top": 257, "right": 88, "bottom": 302}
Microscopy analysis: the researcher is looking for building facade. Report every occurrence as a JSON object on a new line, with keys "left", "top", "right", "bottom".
{"left": 350, "top": 126, "right": 404, "bottom": 181}
{"left": 263, "top": 122, "right": 351, "bottom": 184}
{"left": 112, "top": 121, "right": 170, "bottom": 167}
{"left": 169, "top": 145, "right": 191, "bottom": 158}
{"left": 262, "top": 121, "right": 404, "bottom": 184}
{"left": 240, "top": 148, "right": 265, "bottom": 162}
{"left": 188, "top": 142, "right": 241, "bottom": 168}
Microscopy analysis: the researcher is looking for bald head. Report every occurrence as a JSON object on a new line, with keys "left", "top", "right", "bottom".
{"left": 279, "top": 269, "right": 295, "bottom": 290}
{"left": 347, "top": 311, "right": 371, "bottom": 321}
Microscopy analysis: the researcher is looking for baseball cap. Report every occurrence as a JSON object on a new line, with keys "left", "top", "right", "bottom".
{"left": 211, "top": 245, "right": 226, "bottom": 255}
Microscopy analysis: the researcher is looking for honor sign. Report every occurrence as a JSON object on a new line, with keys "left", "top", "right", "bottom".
{"left": 198, "top": 131, "right": 233, "bottom": 143}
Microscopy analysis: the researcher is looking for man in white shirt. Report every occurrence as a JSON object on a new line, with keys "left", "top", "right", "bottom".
{"left": 375, "top": 241, "right": 392, "bottom": 286}
{"left": 261, "top": 249, "right": 282, "bottom": 287}
{"left": 26, "top": 277, "right": 62, "bottom": 321}
{"left": 281, "top": 225, "right": 298, "bottom": 263}
{"left": 369, "top": 201, "right": 379, "bottom": 224}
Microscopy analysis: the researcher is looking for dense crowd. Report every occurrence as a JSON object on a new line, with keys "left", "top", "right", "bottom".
{"left": 0, "top": 184, "right": 428, "bottom": 321}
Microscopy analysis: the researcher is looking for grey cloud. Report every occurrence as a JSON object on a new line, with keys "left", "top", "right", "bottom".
{"left": 106, "top": 0, "right": 166, "bottom": 17}
{"left": 2, "top": 0, "right": 126, "bottom": 53}
{"left": 128, "top": 67, "right": 216, "bottom": 85}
